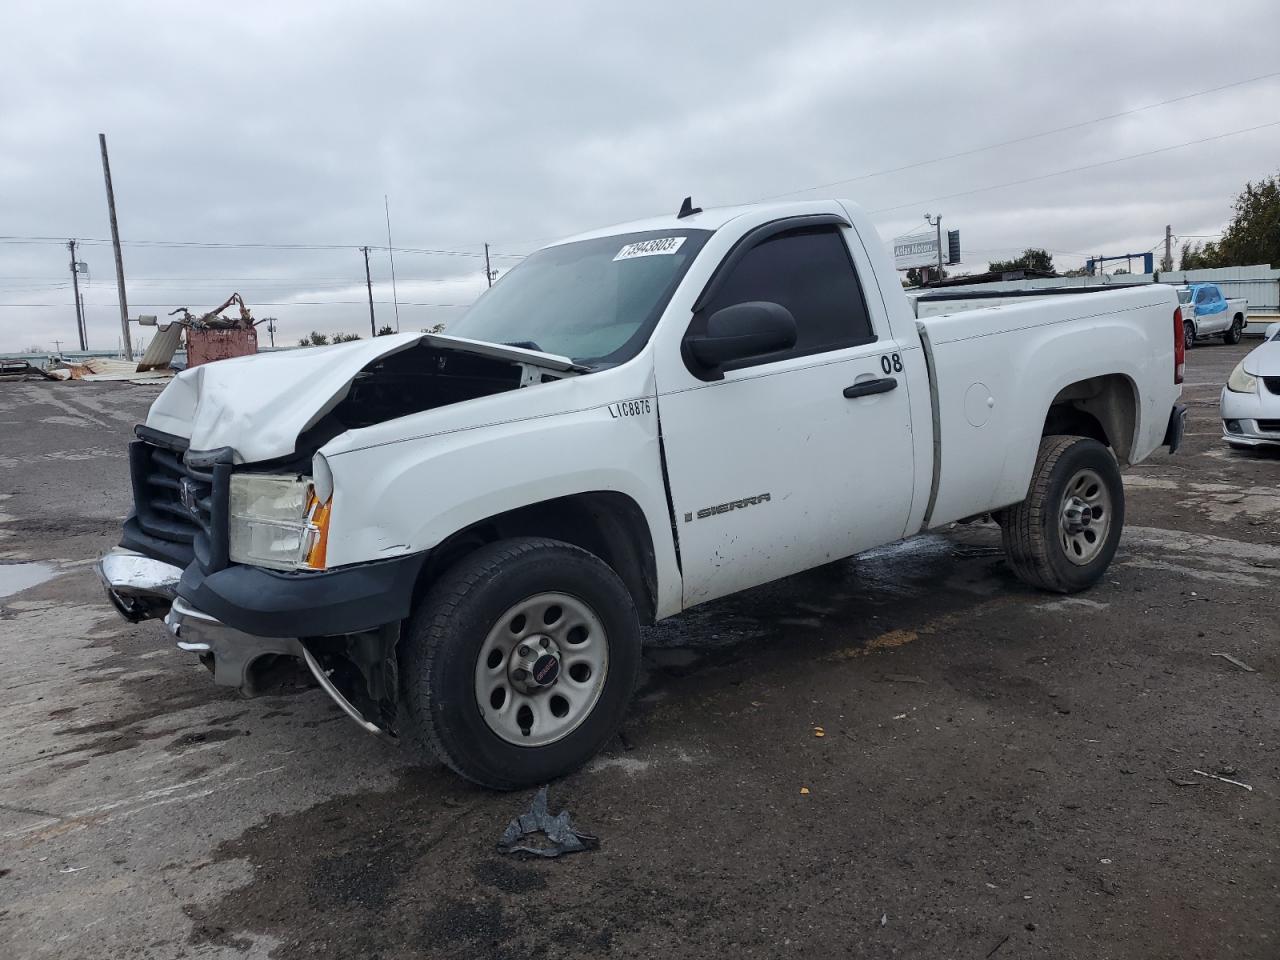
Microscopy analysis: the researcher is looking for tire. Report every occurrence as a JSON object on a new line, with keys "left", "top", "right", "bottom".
{"left": 1183, "top": 320, "right": 1196, "bottom": 350}
{"left": 400, "top": 537, "right": 641, "bottom": 789}
{"left": 1001, "top": 435, "right": 1125, "bottom": 593}
{"left": 1224, "top": 317, "right": 1243, "bottom": 345}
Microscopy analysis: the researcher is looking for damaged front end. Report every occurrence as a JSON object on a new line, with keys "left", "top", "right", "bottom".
{"left": 97, "top": 333, "right": 585, "bottom": 738}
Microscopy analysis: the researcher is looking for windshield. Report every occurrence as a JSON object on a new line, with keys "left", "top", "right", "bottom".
{"left": 1177, "top": 289, "right": 1192, "bottom": 304}
{"left": 449, "top": 229, "right": 713, "bottom": 366}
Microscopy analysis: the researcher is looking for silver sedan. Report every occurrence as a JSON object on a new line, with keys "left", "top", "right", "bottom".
{"left": 1221, "top": 321, "right": 1280, "bottom": 448}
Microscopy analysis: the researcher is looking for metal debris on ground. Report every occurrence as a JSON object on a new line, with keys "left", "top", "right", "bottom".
{"left": 1193, "top": 769, "right": 1253, "bottom": 791}
{"left": 496, "top": 786, "right": 598, "bottom": 858}
{"left": 1210, "top": 652, "right": 1257, "bottom": 673}
{"left": 0, "top": 359, "right": 58, "bottom": 382}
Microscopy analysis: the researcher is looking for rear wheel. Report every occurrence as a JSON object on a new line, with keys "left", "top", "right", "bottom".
{"left": 1001, "top": 435, "right": 1125, "bottom": 593}
{"left": 1184, "top": 320, "right": 1196, "bottom": 350}
{"left": 399, "top": 537, "right": 641, "bottom": 789}
{"left": 1224, "top": 317, "right": 1243, "bottom": 345}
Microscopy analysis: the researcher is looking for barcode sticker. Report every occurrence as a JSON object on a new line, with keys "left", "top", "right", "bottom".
{"left": 613, "top": 237, "right": 687, "bottom": 261}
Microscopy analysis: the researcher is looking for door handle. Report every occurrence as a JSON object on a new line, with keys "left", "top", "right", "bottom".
{"left": 843, "top": 376, "right": 897, "bottom": 399}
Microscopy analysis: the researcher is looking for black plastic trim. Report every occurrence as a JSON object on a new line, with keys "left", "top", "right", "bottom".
{"left": 135, "top": 423, "right": 189, "bottom": 450}
{"left": 120, "top": 512, "right": 195, "bottom": 568}
{"left": 843, "top": 376, "right": 898, "bottom": 399}
{"left": 916, "top": 284, "right": 1149, "bottom": 303}
{"left": 1163, "top": 403, "right": 1188, "bottom": 454}
{"left": 178, "top": 552, "right": 428, "bottom": 638}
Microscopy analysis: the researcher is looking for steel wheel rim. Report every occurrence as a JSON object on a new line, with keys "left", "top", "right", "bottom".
{"left": 1184, "top": 324, "right": 1194, "bottom": 349}
{"left": 474, "top": 591, "right": 609, "bottom": 747}
{"left": 1059, "top": 467, "right": 1111, "bottom": 566}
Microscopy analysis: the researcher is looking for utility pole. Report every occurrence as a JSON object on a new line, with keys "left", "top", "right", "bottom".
{"left": 384, "top": 195, "right": 400, "bottom": 332}
{"left": 98, "top": 133, "right": 133, "bottom": 361}
{"left": 362, "top": 246, "right": 377, "bottom": 336}
{"left": 1162, "top": 224, "right": 1174, "bottom": 273}
{"left": 68, "top": 239, "right": 87, "bottom": 351}
{"left": 484, "top": 243, "right": 494, "bottom": 288}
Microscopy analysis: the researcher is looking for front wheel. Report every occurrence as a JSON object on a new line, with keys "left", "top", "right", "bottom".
{"left": 399, "top": 537, "right": 641, "bottom": 789}
{"left": 1001, "top": 435, "right": 1125, "bottom": 593}
{"left": 1184, "top": 320, "right": 1196, "bottom": 350}
{"left": 1224, "top": 317, "right": 1244, "bottom": 345}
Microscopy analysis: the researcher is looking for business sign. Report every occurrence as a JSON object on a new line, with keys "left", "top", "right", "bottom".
{"left": 893, "top": 232, "right": 940, "bottom": 270}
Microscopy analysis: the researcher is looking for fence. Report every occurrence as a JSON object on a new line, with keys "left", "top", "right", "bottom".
{"left": 910, "top": 263, "right": 1280, "bottom": 319}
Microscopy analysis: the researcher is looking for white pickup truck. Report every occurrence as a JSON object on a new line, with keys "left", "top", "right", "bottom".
{"left": 1177, "top": 282, "right": 1249, "bottom": 347}
{"left": 98, "top": 198, "right": 1187, "bottom": 788}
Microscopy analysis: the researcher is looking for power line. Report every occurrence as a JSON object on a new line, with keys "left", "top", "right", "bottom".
{"left": 753, "top": 69, "right": 1280, "bottom": 202}
{"left": 0, "top": 235, "right": 526, "bottom": 259}
{"left": 868, "top": 119, "right": 1280, "bottom": 215}
{"left": 0, "top": 300, "right": 472, "bottom": 308}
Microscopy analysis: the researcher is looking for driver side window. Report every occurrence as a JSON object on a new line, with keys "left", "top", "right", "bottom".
{"left": 695, "top": 225, "right": 876, "bottom": 369}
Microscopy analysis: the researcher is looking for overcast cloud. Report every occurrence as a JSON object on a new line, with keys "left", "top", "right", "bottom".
{"left": 2, "top": 0, "right": 1278, "bottom": 352}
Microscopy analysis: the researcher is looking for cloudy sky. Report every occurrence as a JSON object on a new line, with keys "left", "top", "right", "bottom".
{"left": 2, "top": 0, "right": 1278, "bottom": 353}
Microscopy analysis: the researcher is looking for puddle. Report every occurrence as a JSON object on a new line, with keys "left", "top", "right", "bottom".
{"left": 0, "top": 561, "right": 58, "bottom": 598}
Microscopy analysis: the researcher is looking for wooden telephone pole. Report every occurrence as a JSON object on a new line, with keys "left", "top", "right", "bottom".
{"left": 362, "top": 246, "right": 377, "bottom": 336}
{"left": 98, "top": 134, "right": 134, "bottom": 361}
{"left": 67, "top": 239, "right": 87, "bottom": 351}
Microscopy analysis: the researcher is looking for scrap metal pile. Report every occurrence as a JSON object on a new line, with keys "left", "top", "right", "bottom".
{"left": 3, "top": 293, "right": 265, "bottom": 383}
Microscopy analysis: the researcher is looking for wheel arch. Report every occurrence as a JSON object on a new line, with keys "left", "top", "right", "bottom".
{"left": 1042, "top": 373, "right": 1139, "bottom": 464}
{"left": 413, "top": 491, "right": 660, "bottom": 624}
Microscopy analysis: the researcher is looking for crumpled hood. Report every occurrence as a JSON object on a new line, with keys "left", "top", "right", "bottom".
{"left": 145, "top": 332, "right": 581, "bottom": 463}
{"left": 1242, "top": 338, "right": 1280, "bottom": 376}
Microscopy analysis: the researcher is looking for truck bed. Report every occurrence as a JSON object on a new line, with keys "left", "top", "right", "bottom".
{"left": 915, "top": 284, "right": 1180, "bottom": 528}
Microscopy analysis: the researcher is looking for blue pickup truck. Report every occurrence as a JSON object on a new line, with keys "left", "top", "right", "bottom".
{"left": 1177, "top": 283, "right": 1248, "bottom": 348}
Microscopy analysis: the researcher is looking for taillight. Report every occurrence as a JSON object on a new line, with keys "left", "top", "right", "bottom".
{"left": 1173, "top": 307, "right": 1185, "bottom": 385}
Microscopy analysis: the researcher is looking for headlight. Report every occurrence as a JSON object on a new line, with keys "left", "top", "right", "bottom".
{"left": 228, "top": 474, "right": 331, "bottom": 571}
{"left": 1227, "top": 362, "right": 1257, "bottom": 394}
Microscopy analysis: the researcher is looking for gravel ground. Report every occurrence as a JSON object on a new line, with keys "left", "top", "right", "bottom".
{"left": 0, "top": 340, "right": 1276, "bottom": 960}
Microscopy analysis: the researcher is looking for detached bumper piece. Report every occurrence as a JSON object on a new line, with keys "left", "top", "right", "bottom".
{"left": 96, "top": 550, "right": 181, "bottom": 623}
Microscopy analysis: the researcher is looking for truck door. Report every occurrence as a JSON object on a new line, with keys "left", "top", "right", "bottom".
{"left": 657, "top": 221, "right": 917, "bottom": 607}
{"left": 1195, "top": 285, "right": 1228, "bottom": 335}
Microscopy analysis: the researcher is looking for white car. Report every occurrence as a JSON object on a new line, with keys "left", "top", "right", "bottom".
{"left": 1222, "top": 321, "right": 1280, "bottom": 448}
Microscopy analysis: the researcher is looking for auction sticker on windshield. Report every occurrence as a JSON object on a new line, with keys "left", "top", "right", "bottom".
{"left": 613, "top": 237, "right": 687, "bottom": 261}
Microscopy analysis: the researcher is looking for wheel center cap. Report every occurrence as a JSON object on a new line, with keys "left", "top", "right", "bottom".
{"left": 1063, "top": 498, "right": 1090, "bottom": 533}
{"left": 531, "top": 653, "right": 560, "bottom": 686}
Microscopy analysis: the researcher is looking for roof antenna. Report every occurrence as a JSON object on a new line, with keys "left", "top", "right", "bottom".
{"left": 677, "top": 196, "right": 702, "bottom": 219}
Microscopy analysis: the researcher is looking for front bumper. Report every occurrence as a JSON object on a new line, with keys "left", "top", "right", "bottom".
{"left": 96, "top": 547, "right": 401, "bottom": 737}
{"left": 1220, "top": 384, "right": 1280, "bottom": 447}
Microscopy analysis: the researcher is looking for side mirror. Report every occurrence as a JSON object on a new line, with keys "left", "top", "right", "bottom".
{"left": 1266, "top": 322, "right": 1280, "bottom": 342}
{"left": 686, "top": 301, "right": 797, "bottom": 369}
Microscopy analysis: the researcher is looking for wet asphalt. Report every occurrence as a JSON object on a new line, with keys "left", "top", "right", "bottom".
{"left": 0, "top": 340, "right": 1277, "bottom": 959}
